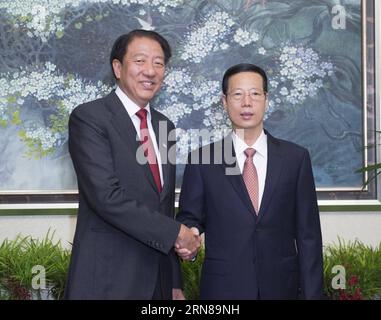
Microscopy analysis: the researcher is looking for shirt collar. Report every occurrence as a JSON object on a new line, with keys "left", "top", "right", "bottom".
{"left": 115, "top": 86, "right": 151, "bottom": 118}
{"left": 232, "top": 130, "right": 267, "bottom": 157}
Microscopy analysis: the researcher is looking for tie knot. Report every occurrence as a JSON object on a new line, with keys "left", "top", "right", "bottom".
{"left": 136, "top": 108, "right": 148, "bottom": 121}
{"left": 244, "top": 148, "right": 256, "bottom": 158}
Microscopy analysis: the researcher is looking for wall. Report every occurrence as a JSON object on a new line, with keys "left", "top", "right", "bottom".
{"left": 0, "top": 1, "right": 380, "bottom": 249}
{"left": 0, "top": 214, "right": 76, "bottom": 249}
{"left": 1, "top": 205, "right": 381, "bottom": 250}
{"left": 320, "top": 212, "right": 381, "bottom": 247}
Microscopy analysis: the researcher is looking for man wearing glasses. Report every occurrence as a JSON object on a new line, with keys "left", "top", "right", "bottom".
{"left": 176, "top": 63, "right": 324, "bottom": 299}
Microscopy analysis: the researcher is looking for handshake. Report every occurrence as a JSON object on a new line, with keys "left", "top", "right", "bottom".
{"left": 174, "top": 224, "right": 202, "bottom": 261}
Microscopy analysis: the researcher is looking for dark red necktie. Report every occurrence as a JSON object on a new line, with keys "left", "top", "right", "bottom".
{"left": 136, "top": 109, "right": 162, "bottom": 193}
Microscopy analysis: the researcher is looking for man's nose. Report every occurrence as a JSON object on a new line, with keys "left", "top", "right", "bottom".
{"left": 142, "top": 63, "right": 156, "bottom": 77}
{"left": 242, "top": 93, "right": 252, "bottom": 106}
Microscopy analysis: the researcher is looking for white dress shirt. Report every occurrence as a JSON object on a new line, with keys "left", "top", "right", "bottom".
{"left": 232, "top": 130, "right": 268, "bottom": 210}
{"left": 115, "top": 86, "right": 164, "bottom": 186}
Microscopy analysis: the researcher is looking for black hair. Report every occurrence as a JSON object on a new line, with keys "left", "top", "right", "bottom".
{"left": 222, "top": 63, "right": 268, "bottom": 94}
{"left": 109, "top": 29, "right": 172, "bottom": 79}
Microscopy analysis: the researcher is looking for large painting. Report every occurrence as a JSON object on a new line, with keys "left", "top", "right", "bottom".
{"left": 0, "top": 0, "right": 376, "bottom": 203}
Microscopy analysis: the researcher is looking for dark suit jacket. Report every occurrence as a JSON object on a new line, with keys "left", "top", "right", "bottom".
{"left": 176, "top": 132, "right": 324, "bottom": 300}
{"left": 64, "top": 91, "right": 181, "bottom": 299}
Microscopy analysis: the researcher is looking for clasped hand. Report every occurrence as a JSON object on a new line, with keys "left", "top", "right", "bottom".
{"left": 174, "top": 225, "right": 201, "bottom": 261}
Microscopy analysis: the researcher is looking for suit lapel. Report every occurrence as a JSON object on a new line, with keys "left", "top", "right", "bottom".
{"left": 220, "top": 135, "right": 256, "bottom": 216}
{"left": 257, "top": 132, "right": 284, "bottom": 223}
{"left": 106, "top": 91, "right": 158, "bottom": 193}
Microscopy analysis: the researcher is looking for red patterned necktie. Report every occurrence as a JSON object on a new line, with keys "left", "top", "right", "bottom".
{"left": 136, "top": 109, "right": 162, "bottom": 193}
{"left": 243, "top": 148, "right": 259, "bottom": 214}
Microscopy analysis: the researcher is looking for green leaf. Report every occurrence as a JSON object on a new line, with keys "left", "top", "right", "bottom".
{"left": 7, "top": 96, "right": 17, "bottom": 104}
{"left": 18, "top": 130, "right": 26, "bottom": 139}
{"left": 0, "top": 119, "right": 7, "bottom": 128}
{"left": 19, "top": 15, "right": 32, "bottom": 23}
{"left": 55, "top": 30, "right": 64, "bottom": 39}
{"left": 11, "top": 111, "right": 21, "bottom": 125}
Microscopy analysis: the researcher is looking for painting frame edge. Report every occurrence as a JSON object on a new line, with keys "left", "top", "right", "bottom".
{"left": 0, "top": 0, "right": 379, "bottom": 210}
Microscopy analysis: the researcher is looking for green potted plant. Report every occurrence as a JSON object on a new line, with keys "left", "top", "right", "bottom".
{"left": 181, "top": 247, "right": 204, "bottom": 300}
{"left": 0, "top": 231, "right": 70, "bottom": 300}
{"left": 323, "top": 239, "right": 381, "bottom": 300}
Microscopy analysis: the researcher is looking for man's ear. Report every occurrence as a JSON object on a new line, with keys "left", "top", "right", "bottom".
{"left": 221, "top": 94, "right": 228, "bottom": 111}
{"left": 112, "top": 59, "right": 122, "bottom": 80}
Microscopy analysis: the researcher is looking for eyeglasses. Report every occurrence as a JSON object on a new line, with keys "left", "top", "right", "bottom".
{"left": 227, "top": 90, "right": 267, "bottom": 102}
